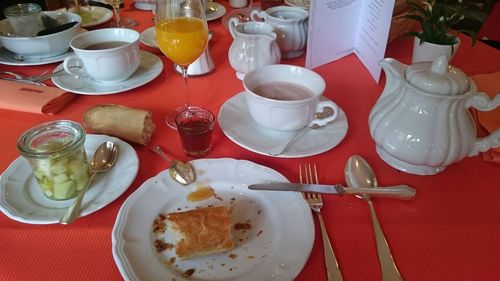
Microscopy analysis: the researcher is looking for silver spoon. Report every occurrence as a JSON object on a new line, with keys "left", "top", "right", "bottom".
{"left": 149, "top": 145, "right": 195, "bottom": 185}
{"left": 60, "top": 141, "right": 118, "bottom": 224}
{"left": 345, "top": 155, "right": 405, "bottom": 281}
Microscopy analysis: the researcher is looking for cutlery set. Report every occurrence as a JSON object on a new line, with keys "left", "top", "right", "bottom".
{"left": 253, "top": 159, "right": 413, "bottom": 281}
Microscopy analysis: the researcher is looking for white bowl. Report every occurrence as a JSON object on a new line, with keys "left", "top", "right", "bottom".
{"left": 0, "top": 11, "right": 82, "bottom": 58}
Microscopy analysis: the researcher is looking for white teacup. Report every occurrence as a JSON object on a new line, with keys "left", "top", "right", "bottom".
{"left": 243, "top": 64, "right": 338, "bottom": 131}
{"left": 64, "top": 28, "right": 141, "bottom": 83}
{"left": 250, "top": 6, "right": 308, "bottom": 58}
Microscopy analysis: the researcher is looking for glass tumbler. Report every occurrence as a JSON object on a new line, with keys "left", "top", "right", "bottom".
{"left": 3, "top": 3, "right": 45, "bottom": 37}
{"left": 17, "top": 120, "right": 90, "bottom": 201}
{"left": 175, "top": 107, "right": 215, "bottom": 157}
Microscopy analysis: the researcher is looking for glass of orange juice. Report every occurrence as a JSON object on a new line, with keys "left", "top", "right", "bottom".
{"left": 155, "top": 0, "right": 209, "bottom": 129}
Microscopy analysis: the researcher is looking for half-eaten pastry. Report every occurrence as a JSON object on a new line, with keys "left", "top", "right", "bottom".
{"left": 166, "top": 206, "right": 235, "bottom": 260}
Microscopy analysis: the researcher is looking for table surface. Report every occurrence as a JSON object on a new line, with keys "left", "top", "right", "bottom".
{"left": 1, "top": 1, "right": 499, "bottom": 281}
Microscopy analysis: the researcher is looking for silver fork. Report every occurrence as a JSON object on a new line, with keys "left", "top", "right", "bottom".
{"left": 301, "top": 164, "right": 344, "bottom": 281}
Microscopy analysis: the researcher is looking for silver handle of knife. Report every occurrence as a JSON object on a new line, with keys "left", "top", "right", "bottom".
{"left": 342, "top": 185, "right": 416, "bottom": 200}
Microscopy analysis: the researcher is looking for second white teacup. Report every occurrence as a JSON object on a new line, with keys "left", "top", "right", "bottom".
{"left": 64, "top": 28, "right": 141, "bottom": 83}
{"left": 243, "top": 64, "right": 338, "bottom": 131}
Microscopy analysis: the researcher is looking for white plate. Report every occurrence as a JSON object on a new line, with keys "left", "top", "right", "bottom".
{"left": 0, "top": 48, "right": 72, "bottom": 66}
{"left": 112, "top": 158, "right": 314, "bottom": 281}
{"left": 219, "top": 92, "right": 349, "bottom": 158}
{"left": 52, "top": 50, "right": 163, "bottom": 95}
{"left": 206, "top": 2, "right": 226, "bottom": 21}
{"left": 69, "top": 6, "right": 113, "bottom": 28}
{"left": 284, "top": 0, "right": 310, "bottom": 9}
{"left": 140, "top": 27, "right": 158, "bottom": 48}
{"left": 0, "top": 134, "right": 139, "bottom": 225}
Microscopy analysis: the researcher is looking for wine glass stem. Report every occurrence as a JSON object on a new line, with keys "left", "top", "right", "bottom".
{"left": 113, "top": 4, "right": 121, "bottom": 27}
{"left": 181, "top": 66, "right": 190, "bottom": 109}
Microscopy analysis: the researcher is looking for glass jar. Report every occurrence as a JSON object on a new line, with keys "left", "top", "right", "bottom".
{"left": 3, "top": 3, "right": 44, "bottom": 37}
{"left": 17, "top": 120, "right": 90, "bottom": 201}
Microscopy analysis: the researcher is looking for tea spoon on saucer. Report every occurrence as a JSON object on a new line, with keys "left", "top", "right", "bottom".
{"left": 345, "top": 155, "right": 406, "bottom": 281}
{"left": 60, "top": 141, "right": 118, "bottom": 224}
{"left": 267, "top": 126, "right": 314, "bottom": 156}
{"left": 149, "top": 145, "right": 195, "bottom": 185}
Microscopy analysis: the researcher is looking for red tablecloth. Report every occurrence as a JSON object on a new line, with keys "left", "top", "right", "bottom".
{"left": 1, "top": 1, "right": 499, "bottom": 281}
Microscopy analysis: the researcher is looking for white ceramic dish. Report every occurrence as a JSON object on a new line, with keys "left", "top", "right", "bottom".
{"left": 219, "top": 92, "right": 349, "bottom": 158}
{"left": 0, "top": 48, "right": 72, "bottom": 66}
{"left": 140, "top": 27, "right": 157, "bottom": 48}
{"left": 0, "top": 134, "right": 139, "bottom": 225}
{"left": 112, "top": 158, "right": 314, "bottom": 281}
{"left": 284, "top": 0, "right": 309, "bottom": 9}
{"left": 52, "top": 50, "right": 163, "bottom": 95}
{"left": 0, "top": 11, "right": 82, "bottom": 58}
{"left": 69, "top": 6, "right": 113, "bottom": 28}
{"left": 206, "top": 2, "right": 226, "bottom": 21}
{"left": 0, "top": 28, "right": 86, "bottom": 66}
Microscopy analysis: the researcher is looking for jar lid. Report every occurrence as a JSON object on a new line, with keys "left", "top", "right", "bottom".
{"left": 17, "top": 120, "right": 86, "bottom": 159}
{"left": 404, "top": 55, "right": 470, "bottom": 95}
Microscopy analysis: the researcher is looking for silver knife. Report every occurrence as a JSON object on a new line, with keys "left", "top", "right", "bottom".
{"left": 248, "top": 183, "right": 416, "bottom": 200}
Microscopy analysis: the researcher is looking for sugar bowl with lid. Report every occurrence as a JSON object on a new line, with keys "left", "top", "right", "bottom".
{"left": 369, "top": 55, "right": 500, "bottom": 175}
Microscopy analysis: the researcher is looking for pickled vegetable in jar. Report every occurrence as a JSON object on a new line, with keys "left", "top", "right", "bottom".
{"left": 17, "top": 120, "right": 90, "bottom": 201}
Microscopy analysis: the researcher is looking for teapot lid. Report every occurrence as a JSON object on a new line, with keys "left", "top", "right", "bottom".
{"left": 405, "top": 55, "right": 470, "bottom": 95}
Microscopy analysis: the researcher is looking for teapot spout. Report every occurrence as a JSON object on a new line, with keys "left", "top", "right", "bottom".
{"left": 378, "top": 58, "right": 407, "bottom": 99}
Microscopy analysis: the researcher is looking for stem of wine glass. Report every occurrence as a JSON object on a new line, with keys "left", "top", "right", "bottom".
{"left": 113, "top": 3, "right": 121, "bottom": 27}
{"left": 181, "top": 66, "right": 190, "bottom": 108}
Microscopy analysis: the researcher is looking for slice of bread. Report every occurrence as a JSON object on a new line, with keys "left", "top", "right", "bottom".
{"left": 166, "top": 206, "right": 235, "bottom": 260}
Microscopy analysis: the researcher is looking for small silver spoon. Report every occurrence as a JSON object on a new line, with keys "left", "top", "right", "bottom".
{"left": 60, "top": 141, "right": 118, "bottom": 224}
{"left": 149, "top": 145, "right": 195, "bottom": 185}
{"left": 345, "top": 155, "right": 405, "bottom": 281}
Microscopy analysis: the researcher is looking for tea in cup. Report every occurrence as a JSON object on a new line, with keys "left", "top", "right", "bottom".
{"left": 250, "top": 6, "right": 308, "bottom": 58}
{"left": 243, "top": 64, "right": 338, "bottom": 131}
{"left": 64, "top": 28, "right": 141, "bottom": 83}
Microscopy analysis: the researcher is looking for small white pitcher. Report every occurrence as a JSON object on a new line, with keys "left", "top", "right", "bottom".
{"left": 250, "top": 6, "right": 308, "bottom": 58}
{"left": 228, "top": 17, "right": 281, "bottom": 80}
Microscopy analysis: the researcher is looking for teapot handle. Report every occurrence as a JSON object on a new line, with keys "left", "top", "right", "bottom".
{"left": 228, "top": 17, "right": 240, "bottom": 39}
{"left": 466, "top": 93, "right": 500, "bottom": 156}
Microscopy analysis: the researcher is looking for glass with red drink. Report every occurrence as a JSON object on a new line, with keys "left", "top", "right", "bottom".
{"left": 175, "top": 107, "right": 215, "bottom": 157}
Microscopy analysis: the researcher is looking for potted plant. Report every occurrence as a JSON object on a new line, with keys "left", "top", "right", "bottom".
{"left": 403, "top": 0, "right": 485, "bottom": 63}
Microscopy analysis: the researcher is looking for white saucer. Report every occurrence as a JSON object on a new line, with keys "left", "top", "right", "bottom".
{"left": 140, "top": 27, "right": 158, "bottom": 48}
{"left": 206, "top": 2, "right": 226, "bottom": 21}
{"left": 0, "top": 134, "right": 139, "bottom": 224}
{"left": 218, "top": 92, "right": 349, "bottom": 158}
{"left": 52, "top": 50, "right": 163, "bottom": 95}
{"left": 284, "top": 0, "right": 309, "bottom": 9}
{"left": 69, "top": 6, "right": 113, "bottom": 27}
{"left": 0, "top": 48, "right": 72, "bottom": 66}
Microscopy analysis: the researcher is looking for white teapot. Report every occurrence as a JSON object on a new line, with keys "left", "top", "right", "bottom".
{"left": 369, "top": 55, "right": 500, "bottom": 175}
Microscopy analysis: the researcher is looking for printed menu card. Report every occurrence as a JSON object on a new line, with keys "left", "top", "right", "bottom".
{"left": 305, "top": 0, "right": 395, "bottom": 82}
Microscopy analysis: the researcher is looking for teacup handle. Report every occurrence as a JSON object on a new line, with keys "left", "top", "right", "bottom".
{"left": 63, "top": 55, "right": 86, "bottom": 78}
{"left": 250, "top": 10, "right": 266, "bottom": 22}
{"left": 228, "top": 17, "right": 240, "bottom": 39}
{"left": 308, "top": 100, "right": 339, "bottom": 128}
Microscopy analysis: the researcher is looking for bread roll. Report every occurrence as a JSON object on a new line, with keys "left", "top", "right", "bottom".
{"left": 83, "top": 104, "right": 155, "bottom": 145}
